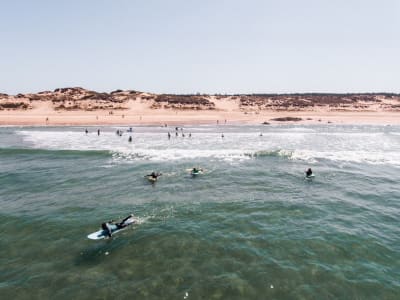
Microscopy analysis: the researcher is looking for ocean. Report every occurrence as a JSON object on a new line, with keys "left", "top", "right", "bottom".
{"left": 0, "top": 124, "right": 399, "bottom": 299}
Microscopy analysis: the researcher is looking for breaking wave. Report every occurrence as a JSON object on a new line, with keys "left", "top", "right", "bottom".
{"left": 13, "top": 126, "right": 400, "bottom": 165}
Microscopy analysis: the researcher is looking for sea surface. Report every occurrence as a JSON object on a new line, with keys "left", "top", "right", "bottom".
{"left": 0, "top": 124, "right": 399, "bottom": 299}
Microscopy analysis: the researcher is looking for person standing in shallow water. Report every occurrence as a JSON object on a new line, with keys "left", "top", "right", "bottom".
{"left": 85, "top": 129, "right": 88, "bottom": 134}
{"left": 97, "top": 129, "right": 100, "bottom": 136}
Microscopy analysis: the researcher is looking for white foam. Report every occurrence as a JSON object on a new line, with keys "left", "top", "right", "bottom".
{"left": 15, "top": 127, "right": 400, "bottom": 165}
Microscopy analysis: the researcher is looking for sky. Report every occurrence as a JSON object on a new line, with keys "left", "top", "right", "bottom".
{"left": 1, "top": 0, "right": 399, "bottom": 94}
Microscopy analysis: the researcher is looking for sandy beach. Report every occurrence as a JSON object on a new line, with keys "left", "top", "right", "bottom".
{"left": 1, "top": 88, "right": 400, "bottom": 126}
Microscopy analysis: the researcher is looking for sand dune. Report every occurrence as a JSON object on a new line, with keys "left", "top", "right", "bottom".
{"left": 1, "top": 87, "right": 400, "bottom": 125}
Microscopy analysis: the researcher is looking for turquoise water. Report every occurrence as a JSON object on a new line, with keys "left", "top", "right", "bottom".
{"left": 0, "top": 125, "right": 399, "bottom": 299}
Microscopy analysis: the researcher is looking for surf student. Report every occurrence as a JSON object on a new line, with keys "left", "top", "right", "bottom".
{"left": 148, "top": 171, "right": 161, "bottom": 179}
{"left": 306, "top": 168, "right": 313, "bottom": 177}
{"left": 101, "top": 214, "right": 134, "bottom": 237}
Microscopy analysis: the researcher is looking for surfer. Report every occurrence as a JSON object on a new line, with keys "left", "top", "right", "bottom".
{"left": 191, "top": 167, "right": 203, "bottom": 175}
{"left": 306, "top": 168, "right": 313, "bottom": 177}
{"left": 128, "top": 136, "right": 132, "bottom": 142}
{"left": 101, "top": 214, "right": 134, "bottom": 238}
{"left": 148, "top": 171, "right": 161, "bottom": 179}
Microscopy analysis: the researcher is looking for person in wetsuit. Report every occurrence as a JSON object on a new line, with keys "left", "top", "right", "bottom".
{"left": 101, "top": 214, "right": 134, "bottom": 237}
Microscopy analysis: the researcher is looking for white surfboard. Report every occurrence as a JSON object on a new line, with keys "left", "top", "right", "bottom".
{"left": 145, "top": 175, "right": 157, "bottom": 183}
{"left": 87, "top": 217, "right": 136, "bottom": 240}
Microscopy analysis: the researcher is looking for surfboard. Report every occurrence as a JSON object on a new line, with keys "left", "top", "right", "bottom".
{"left": 145, "top": 175, "right": 157, "bottom": 183}
{"left": 305, "top": 174, "right": 315, "bottom": 179}
{"left": 87, "top": 217, "right": 136, "bottom": 240}
{"left": 191, "top": 170, "right": 203, "bottom": 176}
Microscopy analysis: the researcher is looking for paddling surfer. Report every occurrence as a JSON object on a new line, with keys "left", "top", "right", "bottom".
{"left": 101, "top": 214, "right": 134, "bottom": 237}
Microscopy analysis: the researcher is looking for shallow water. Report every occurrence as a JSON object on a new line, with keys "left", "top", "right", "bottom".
{"left": 0, "top": 125, "right": 399, "bottom": 299}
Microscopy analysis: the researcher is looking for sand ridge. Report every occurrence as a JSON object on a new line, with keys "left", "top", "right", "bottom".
{"left": 1, "top": 87, "right": 400, "bottom": 126}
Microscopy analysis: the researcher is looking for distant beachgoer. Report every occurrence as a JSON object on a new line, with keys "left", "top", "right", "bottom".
{"left": 175, "top": 132, "right": 178, "bottom": 137}
{"left": 182, "top": 133, "right": 185, "bottom": 137}
{"left": 175, "top": 127, "right": 178, "bottom": 131}
{"left": 189, "top": 133, "right": 192, "bottom": 138}
{"left": 168, "top": 132, "right": 171, "bottom": 139}
{"left": 221, "top": 133, "right": 224, "bottom": 138}
{"left": 217, "top": 120, "right": 219, "bottom": 125}
{"left": 97, "top": 129, "right": 100, "bottom": 136}
{"left": 128, "top": 136, "right": 132, "bottom": 142}
{"left": 224, "top": 119, "right": 227, "bottom": 124}
{"left": 259, "top": 133, "right": 263, "bottom": 137}
{"left": 85, "top": 129, "right": 88, "bottom": 134}
{"left": 45, "top": 117, "right": 49, "bottom": 124}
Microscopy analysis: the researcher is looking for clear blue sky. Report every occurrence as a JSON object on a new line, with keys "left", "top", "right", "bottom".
{"left": 1, "top": 0, "right": 399, "bottom": 94}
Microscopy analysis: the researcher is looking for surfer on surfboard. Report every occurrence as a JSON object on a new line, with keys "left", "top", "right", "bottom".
{"left": 101, "top": 214, "right": 134, "bottom": 238}
{"left": 305, "top": 168, "right": 313, "bottom": 177}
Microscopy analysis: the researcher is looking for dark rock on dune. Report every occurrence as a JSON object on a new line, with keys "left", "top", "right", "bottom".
{"left": 0, "top": 102, "right": 29, "bottom": 110}
{"left": 110, "top": 89, "right": 123, "bottom": 94}
{"left": 270, "top": 117, "right": 302, "bottom": 122}
{"left": 154, "top": 94, "right": 215, "bottom": 110}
